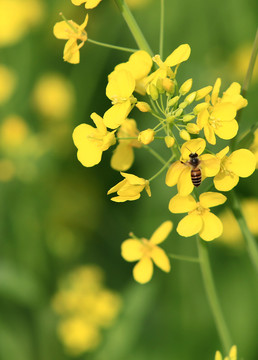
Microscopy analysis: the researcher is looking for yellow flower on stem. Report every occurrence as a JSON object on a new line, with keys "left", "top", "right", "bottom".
{"left": 121, "top": 221, "right": 172, "bottom": 284}
{"left": 214, "top": 147, "right": 256, "bottom": 191}
{"left": 215, "top": 345, "right": 237, "bottom": 360}
{"left": 108, "top": 172, "right": 151, "bottom": 202}
{"left": 71, "top": 0, "right": 102, "bottom": 9}
{"left": 169, "top": 192, "right": 227, "bottom": 241}
{"left": 197, "top": 78, "right": 247, "bottom": 144}
{"left": 111, "top": 119, "right": 141, "bottom": 171}
{"left": 165, "top": 138, "right": 220, "bottom": 196}
{"left": 53, "top": 14, "right": 88, "bottom": 64}
{"left": 104, "top": 69, "right": 136, "bottom": 129}
{"left": 72, "top": 112, "right": 116, "bottom": 167}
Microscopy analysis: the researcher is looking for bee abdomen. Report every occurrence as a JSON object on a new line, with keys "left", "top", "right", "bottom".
{"left": 191, "top": 169, "right": 202, "bottom": 187}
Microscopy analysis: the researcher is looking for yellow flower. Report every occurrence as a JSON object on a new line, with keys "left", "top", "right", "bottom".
{"left": 72, "top": 112, "right": 116, "bottom": 167}
{"left": 0, "top": 115, "right": 29, "bottom": 149}
{"left": 71, "top": 0, "right": 102, "bottom": 9}
{"left": 214, "top": 147, "right": 256, "bottom": 191}
{"left": 121, "top": 221, "right": 172, "bottom": 284}
{"left": 250, "top": 129, "right": 258, "bottom": 168}
{"left": 104, "top": 69, "right": 136, "bottom": 129}
{"left": 215, "top": 345, "right": 237, "bottom": 360}
{"left": 111, "top": 119, "right": 141, "bottom": 171}
{"left": 197, "top": 78, "right": 247, "bottom": 144}
{"left": 165, "top": 138, "right": 220, "bottom": 196}
{"left": 138, "top": 129, "right": 155, "bottom": 145}
{"left": 0, "top": 65, "right": 16, "bottom": 104}
{"left": 108, "top": 172, "right": 151, "bottom": 202}
{"left": 53, "top": 14, "right": 88, "bottom": 64}
{"left": 169, "top": 192, "right": 227, "bottom": 241}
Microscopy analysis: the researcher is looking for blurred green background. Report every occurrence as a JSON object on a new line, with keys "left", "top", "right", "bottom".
{"left": 0, "top": 0, "right": 257, "bottom": 359}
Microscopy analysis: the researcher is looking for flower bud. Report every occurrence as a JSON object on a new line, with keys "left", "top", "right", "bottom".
{"left": 195, "top": 86, "right": 212, "bottom": 100}
{"left": 168, "top": 96, "right": 179, "bottom": 107}
{"left": 136, "top": 102, "right": 151, "bottom": 112}
{"left": 174, "top": 108, "right": 183, "bottom": 117}
{"left": 162, "top": 78, "right": 174, "bottom": 94}
{"left": 182, "top": 114, "right": 195, "bottom": 122}
{"left": 185, "top": 91, "right": 196, "bottom": 104}
{"left": 138, "top": 129, "right": 155, "bottom": 145}
{"left": 164, "top": 136, "right": 175, "bottom": 148}
{"left": 193, "top": 102, "right": 209, "bottom": 115}
{"left": 166, "top": 115, "right": 175, "bottom": 123}
{"left": 149, "top": 83, "right": 159, "bottom": 100}
{"left": 179, "top": 79, "right": 192, "bottom": 95}
{"left": 179, "top": 101, "right": 188, "bottom": 109}
{"left": 186, "top": 123, "right": 201, "bottom": 134}
{"left": 179, "top": 129, "right": 191, "bottom": 141}
{"left": 156, "top": 78, "right": 165, "bottom": 93}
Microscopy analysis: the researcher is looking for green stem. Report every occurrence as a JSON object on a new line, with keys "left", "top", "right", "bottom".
{"left": 159, "top": 0, "right": 164, "bottom": 59}
{"left": 148, "top": 155, "right": 174, "bottom": 182}
{"left": 197, "top": 237, "right": 232, "bottom": 352}
{"left": 114, "top": 0, "right": 153, "bottom": 55}
{"left": 143, "top": 145, "right": 167, "bottom": 165}
{"left": 228, "top": 190, "right": 258, "bottom": 273}
{"left": 87, "top": 38, "right": 137, "bottom": 53}
{"left": 168, "top": 253, "right": 200, "bottom": 263}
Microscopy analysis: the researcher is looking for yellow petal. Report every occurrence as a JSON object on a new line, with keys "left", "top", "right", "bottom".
{"left": 199, "top": 212, "right": 223, "bottom": 241}
{"left": 169, "top": 194, "right": 196, "bottom": 213}
{"left": 72, "top": 123, "right": 95, "bottom": 148}
{"left": 177, "top": 214, "right": 203, "bottom": 237}
{"left": 103, "top": 101, "right": 132, "bottom": 129}
{"left": 180, "top": 138, "right": 206, "bottom": 160}
{"left": 204, "top": 124, "right": 216, "bottom": 145}
{"left": 84, "top": 0, "right": 102, "bottom": 9}
{"left": 211, "top": 78, "right": 221, "bottom": 105}
{"left": 165, "top": 161, "right": 185, "bottom": 187}
{"left": 214, "top": 119, "right": 239, "bottom": 140}
{"left": 107, "top": 179, "right": 126, "bottom": 194}
{"left": 151, "top": 247, "right": 171, "bottom": 272}
{"left": 165, "top": 44, "right": 191, "bottom": 67}
{"left": 118, "top": 184, "right": 144, "bottom": 197}
{"left": 177, "top": 167, "right": 194, "bottom": 196}
{"left": 53, "top": 21, "right": 73, "bottom": 40}
{"left": 200, "top": 154, "right": 220, "bottom": 177}
{"left": 199, "top": 192, "right": 227, "bottom": 208}
{"left": 121, "top": 239, "right": 143, "bottom": 261}
{"left": 106, "top": 69, "right": 135, "bottom": 100}
{"left": 150, "top": 221, "right": 173, "bottom": 244}
{"left": 63, "top": 39, "right": 80, "bottom": 64}
{"left": 90, "top": 112, "right": 106, "bottom": 134}
{"left": 121, "top": 172, "right": 146, "bottom": 185}
{"left": 227, "top": 149, "right": 256, "bottom": 177}
{"left": 133, "top": 257, "right": 153, "bottom": 284}
{"left": 216, "top": 146, "right": 229, "bottom": 160}
{"left": 212, "top": 102, "right": 236, "bottom": 121}
{"left": 195, "top": 86, "right": 212, "bottom": 101}
{"left": 213, "top": 171, "right": 239, "bottom": 191}
{"left": 197, "top": 109, "right": 209, "bottom": 128}
{"left": 229, "top": 345, "right": 237, "bottom": 360}
{"left": 111, "top": 144, "right": 134, "bottom": 171}
{"left": 127, "top": 50, "right": 153, "bottom": 80}
{"left": 111, "top": 194, "right": 140, "bottom": 202}
{"left": 77, "top": 143, "right": 102, "bottom": 167}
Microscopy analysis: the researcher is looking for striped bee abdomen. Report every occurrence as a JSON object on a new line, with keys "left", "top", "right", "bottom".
{"left": 191, "top": 168, "right": 202, "bottom": 187}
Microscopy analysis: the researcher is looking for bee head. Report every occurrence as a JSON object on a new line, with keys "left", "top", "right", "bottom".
{"left": 189, "top": 153, "right": 198, "bottom": 158}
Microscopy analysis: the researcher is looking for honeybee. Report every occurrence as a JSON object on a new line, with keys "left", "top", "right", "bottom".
{"left": 181, "top": 151, "right": 202, "bottom": 187}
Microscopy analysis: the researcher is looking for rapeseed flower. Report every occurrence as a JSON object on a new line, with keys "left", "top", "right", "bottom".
{"left": 53, "top": 14, "right": 88, "bottom": 64}
{"left": 72, "top": 112, "right": 116, "bottom": 167}
{"left": 71, "top": 0, "right": 102, "bottom": 9}
{"left": 104, "top": 69, "right": 136, "bottom": 129}
{"left": 0, "top": 65, "right": 16, "bottom": 104}
{"left": 111, "top": 119, "right": 141, "bottom": 171}
{"left": 215, "top": 345, "right": 237, "bottom": 360}
{"left": 214, "top": 147, "right": 256, "bottom": 191}
{"left": 169, "top": 192, "right": 227, "bottom": 241}
{"left": 108, "top": 172, "right": 151, "bottom": 202}
{"left": 121, "top": 221, "right": 172, "bottom": 283}
{"left": 165, "top": 138, "right": 220, "bottom": 196}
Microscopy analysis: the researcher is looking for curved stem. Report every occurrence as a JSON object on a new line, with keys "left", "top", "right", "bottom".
{"left": 159, "top": 0, "right": 164, "bottom": 59}
{"left": 87, "top": 38, "right": 137, "bottom": 53}
{"left": 114, "top": 0, "right": 153, "bottom": 56}
{"left": 228, "top": 190, "right": 258, "bottom": 273}
{"left": 148, "top": 155, "right": 174, "bottom": 182}
{"left": 143, "top": 145, "right": 167, "bottom": 165}
{"left": 197, "top": 237, "right": 232, "bottom": 352}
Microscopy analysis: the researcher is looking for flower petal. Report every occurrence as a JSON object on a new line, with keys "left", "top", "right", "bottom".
{"left": 216, "top": 146, "right": 229, "bottom": 160}
{"left": 111, "top": 144, "right": 134, "bottom": 171}
{"left": 111, "top": 194, "right": 140, "bottom": 202}
{"left": 53, "top": 21, "right": 73, "bottom": 40}
{"left": 169, "top": 194, "right": 196, "bottom": 213}
{"left": 103, "top": 101, "right": 132, "bottom": 129}
{"left": 151, "top": 247, "right": 171, "bottom": 272}
{"left": 204, "top": 124, "right": 216, "bottom": 145}
{"left": 200, "top": 154, "right": 220, "bottom": 177}
{"left": 212, "top": 103, "right": 236, "bottom": 121}
{"left": 76, "top": 144, "right": 102, "bottom": 167}
{"left": 121, "top": 239, "right": 143, "bottom": 261}
{"left": 199, "top": 192, "right": 227, "bottom": 208}
{"left": 214, "top": 119, "right": 239, "bottom": 140}
{"left": 90, "top": 112, "right": 106, "bottom": 134}
{"left": 211, "top": 78, "right": 221, "bottom": 106}
{"left": 213, "top": 171, "right": 239, "bottom": 191}
{"left": 177, "top": 214, "right": 203, "bottom": 237}
{"left": 150, "top": 221, "right": 173, "bottom": 244}
{"left": 63, "top": 39, "right": 80, "bottom": 64}
{"left": 133, "top": 257, "right": 153, "bottom": 284}
{"left": 178, "top": 167, "right": 194, "bottom": 196}
{"left": 106, "top": 69, "right": 135, "bottom": 100}
{"left": 199, "top": 212, "right": 223, "bottom": 241}
{"left": 165, "top": 161, "right": 185, "bottom": 187}
{"left": 121, "top": 172, "right": 146, "bottom": 185}
{"left": 227, "top": 149, "right": 256, "bottom": 177}
{"left": 180, "top": 138, "right": 206, "bottom": 160}
{"left": 165, "top": 44, "right": 191, "bottom": 67}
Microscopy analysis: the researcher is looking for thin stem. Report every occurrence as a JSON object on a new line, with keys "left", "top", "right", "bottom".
{"left": 168, "top": 253, "right": 200, "bottom": 263}
{"left": 148, "top": 155, "right": 174, "bottom": 182}
{"left": 159, "top": 0, "right": 164, "bottom": 59}
{"left": 197, "top": 237, "right": 232, "bottom": 352}
{"left": 228, "top": 190, "right": 258, "bottom": 273}
{"left": 114, "top": 0, "right": 153, "bottom": 55}
{"left": 143, "top": 145, "right": 167, "bottom": 165}
{"left": 87, "top": 38, "right": 137, "bottom": 53}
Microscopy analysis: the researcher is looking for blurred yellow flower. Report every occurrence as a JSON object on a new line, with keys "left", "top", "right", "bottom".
{"left": 33, "top": 74, "right": 75, "bottom": 119}
{"left": 0, "top": 65, "right": 16, "bottom": 103}
{"left": 215, "top": 345, "right": 237, "bottom": 360}
{"left": 53, "top": 14, "right": 88, "bottom": 64}
{"left": 169, "top": 192, "right": 227, "bottom": 241}
{"left": 165, "top": 138, "right": 220, "bottom": 196}
{"left": 250, "top": 129, "right": 258, "bottom": 168}
{"left": 108, "top": 172, "right": 151, "bottom": 202}
{"left": 73, "top": 112, "right": 116, "bottom": 167}
{"left": 214, "top": 147, "right": 256, "bottom": 191}
{"left": 230, "top": 43, "right": 258, "bottom": 83}
{"left": 0, "top": 0, "right": 44, "bottom": 47}
{"left": 126, "top": 0, "right": 152, "bottom": 9}
{"left": 71, "top": 0, "right": 102, "bottom": 9}
{"left": 111, "top": 119, "right": 141, "bottom": 171}
{"left": 121, "top": 221, "right": 172, "bottom": 283}
{"left": 0, "top": 115, "right": 29, "bottom": 149}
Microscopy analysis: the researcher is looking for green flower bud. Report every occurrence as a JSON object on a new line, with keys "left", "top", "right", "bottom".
{"left": 168, "top": 96, "right": 179, "bottom": 107}
{"left": 179, "top": 78, "right": 192, "bottom": 95}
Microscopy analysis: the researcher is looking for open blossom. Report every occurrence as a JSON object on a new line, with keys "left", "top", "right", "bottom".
{"left": 72, "top": 112, "right": 115, "bottom": 167}
{"left": 215, "top": 345, "right": 237, "bottom": 360}
{"left": 166, "top": 138, "right": 220, "bottom": 196}
{"left": 169, "top": 192, "right": 227, "bottom": 241}
{"left": 53, "top": 14, "right": 88, "bottom": 64}
{"left": 71, "top": 0, "right": 102, "bottom": 9}
{"left": 108, "top": 173, "right": 151, "bottom": 202}
{"left": 197, "top": 78, "right": 247, "bottom": 144}
{"left": 111, "top": 119, "right": 141, "bottom": 171}
{"left": 104, "top": 70, "right": 136, "bottom": 129}
{"left": 121, "top": 221, "right": 172, "bottom": 283}
{"left": 214, "top": 147, "right": 256, "bottom": 191}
